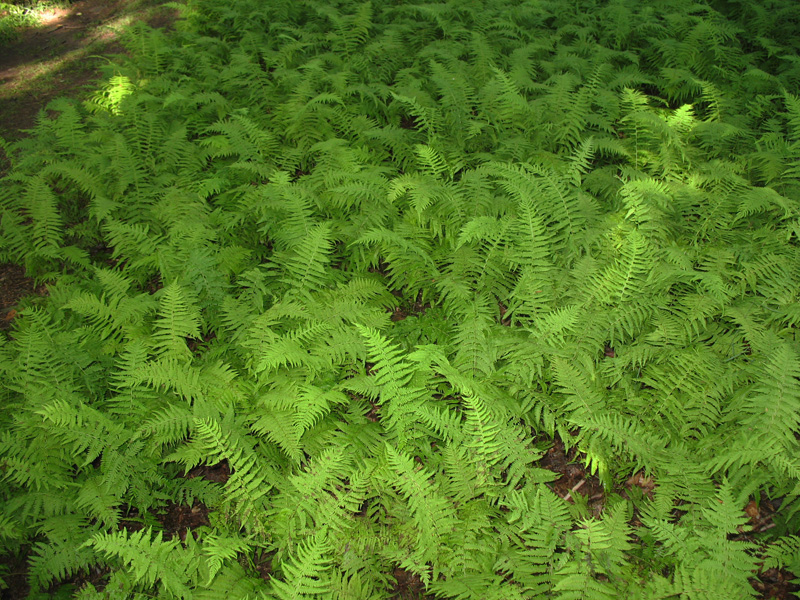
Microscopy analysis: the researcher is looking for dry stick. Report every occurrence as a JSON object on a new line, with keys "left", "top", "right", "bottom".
{"left": 563, "top": 479, "right": 585, "bottom": 502}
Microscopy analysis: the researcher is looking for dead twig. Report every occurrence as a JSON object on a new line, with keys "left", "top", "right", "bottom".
{"left": 563, "top": 479, "right": 585, "bottom": 502}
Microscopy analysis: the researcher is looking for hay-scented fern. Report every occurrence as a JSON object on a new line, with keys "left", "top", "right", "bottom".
{"left": 1, "top": 0, "right": 799, "bottom": 597}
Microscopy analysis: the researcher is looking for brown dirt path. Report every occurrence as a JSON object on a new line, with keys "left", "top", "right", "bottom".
{"left": 0, "top": 0, "right": 178, "bottom": 142}
{"left": 0, "top": 0, "right": 179, "bottom": 326}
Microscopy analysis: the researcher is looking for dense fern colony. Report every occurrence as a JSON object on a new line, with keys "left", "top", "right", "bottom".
{"left": 1, "top": 0, "right": 800, "bottom": 597}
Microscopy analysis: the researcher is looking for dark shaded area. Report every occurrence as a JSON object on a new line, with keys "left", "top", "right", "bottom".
{"left": 538, "top": 435, "right": 605, "bottom": 511}
{"left": 390, "top": 289, "right": 430, "bottom": 322}
{"left": 158, "top": 501, "right": 211, "bottom": 542}
{"left": 0, "top": 262, "right": 46, "bottom": 329}
{"left": 391, "top": 567, "right": 433, "bottom": 600}
{"left": 0, "top": 548, "right": 30, "bottom": 600}
{"left": 253, "top": 548, "right": 276, "bottom": 582}
{"left": 741, "top": 495, "right": 799, "bottom": 600}
{"left": 751, "top": 568, "right": 800, "bottom": 600}
{"left": 0, "top": 0, "right": 178, "bottom": 141}
{"left": 185, "top": 461, "right": 231, "bottom": 485}
{"left": 744, "top": 494, "right": 785, "bottom": 536}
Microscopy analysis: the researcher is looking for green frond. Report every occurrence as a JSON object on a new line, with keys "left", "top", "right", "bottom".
{"left": 270, "top": 530, "right": 333, "bottom": 600}
{"left": 762, "top": 535, "right": 800, "bottom": 574}
{"left": 138, "top": 403, "right": 194, "bottom": 450}
{"left": 461, "top": 395, "right": 504, "bottom": 487}
{"left": 389, "top": 91, "right": 440, "bottom": 142}
{"left": 742, "top": 335, "right": 800, "bottom": 449}
{"left": 200, "top": 531, "right": 253, "bottom": 585}
{"left": 88, "top": 527, "right": 200, "bottom": 599}
{"left": 356, "top": 325, "right": 415, "bottom": 391}
{"left": 153, "top": 282, "right": 203, "bottom": 360}
{"left": 184, "top": 414, "right": 275, "bottom": 534}
{"left": 27, "top": 535, "right": 98, "bottom": 592}
{"left": 384, "top": 444, "right": 458, "bottom": 565}
{"left": 591, "top": 228, "right": 654, "bottom": 304}
{"left": 496, "top": 485, "right": 570, "bottom": 596}
{"left": 551, "top": 357, "right": 604, "bottom": 423}
{"left": 35, "top": 398, "right": 123, "bottom": 468}
{"left": 277, "top": 222, "right": 337, "bottom": 295}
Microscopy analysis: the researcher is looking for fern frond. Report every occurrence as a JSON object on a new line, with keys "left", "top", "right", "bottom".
{"left": 152, "top": 282, "right": 203, "bottom": 360}
{"left": 761, "top": 535, "right": 800, "bottom": 574}
{"left": 200, "top": 531, "right": 253, "bottom": 585}
{"left": 88, "top": 527, "right": 199, "bottom": 599}
{"left": 591, "top": 228, "right": 654, "bottom": 304}
{"left": 551, "top": 357, "right": 604, "bottom": 423}
{"left": 270, "top": 530, "right": 333, "bottom": 600}
{"left": 384, "top": 444, "right": 457, "bottom": 566}
{"left": 177, "top": 414, "right": 275, "bottom": 534}
{"left": 742, "top": 335, "right": 800, "bottom": 449}
{"left": 389, "top": 91, "right": 440, "bottom": 142}
{"left": 138, "top": 403, "right": 194, "bottom": 450}
{"left": 278, "top": 222, "right": 337, "bottom": 295}
{"left": 28, "top": 535, "right": 98, "bottom": 592}
{"left": 356, "top": 325, "right": 415, "bottom": 391}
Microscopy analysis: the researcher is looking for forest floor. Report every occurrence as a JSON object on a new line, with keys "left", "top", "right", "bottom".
{"left": 0, "top": 3, "right": 797, "bottom": 599}
{"left": 0, "top": 0, "right": 177, "bottom": 325}
{"left": 0, "top": 0, "right": 178, "bottom": 142}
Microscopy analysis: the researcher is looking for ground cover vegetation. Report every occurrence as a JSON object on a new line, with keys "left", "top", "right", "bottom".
{"left": 1, "top": 0, "right": 799, "bottom": 597}
{"left": 0, "top": 0, "right": 180, "bottom": 143}
{"left": 0, "top": 1, "right": 74, "bottom": 42}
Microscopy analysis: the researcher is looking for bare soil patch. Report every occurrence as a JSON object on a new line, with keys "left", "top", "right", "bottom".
{"left": 0, "top": 0, "right": 178, "bottom": 324}
{"left": 0, "top": 0, "right": 178, "bottom": 141}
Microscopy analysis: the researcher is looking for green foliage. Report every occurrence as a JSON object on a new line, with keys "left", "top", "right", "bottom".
{"left": 1, "top": 0, "right": 800, "bottom": 598}
{"left": 0, "top": 1, "right": 45, "bottom": 42}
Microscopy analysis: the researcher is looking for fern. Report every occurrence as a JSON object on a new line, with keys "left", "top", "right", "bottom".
{"left": 383, "top": 444, "right": 458, "bottom": 571}
{"left": 2, "top": 0, "right": 800, "bottom": 598}
{"left": 88, "top": 527, "right": 200, "bottom": 599}
{"left": 182, "top": 414, "right": 275, "bottom": 534}
{"left": 270, "top": 530, "right": 333, "bottom": 600}
{"left": 152, "top": 282, "right": 203, "bottom": 360}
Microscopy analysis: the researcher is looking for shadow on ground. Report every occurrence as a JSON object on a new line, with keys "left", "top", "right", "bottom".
{"left": 0, "top": 0, "right": 178, "bottom": 141}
